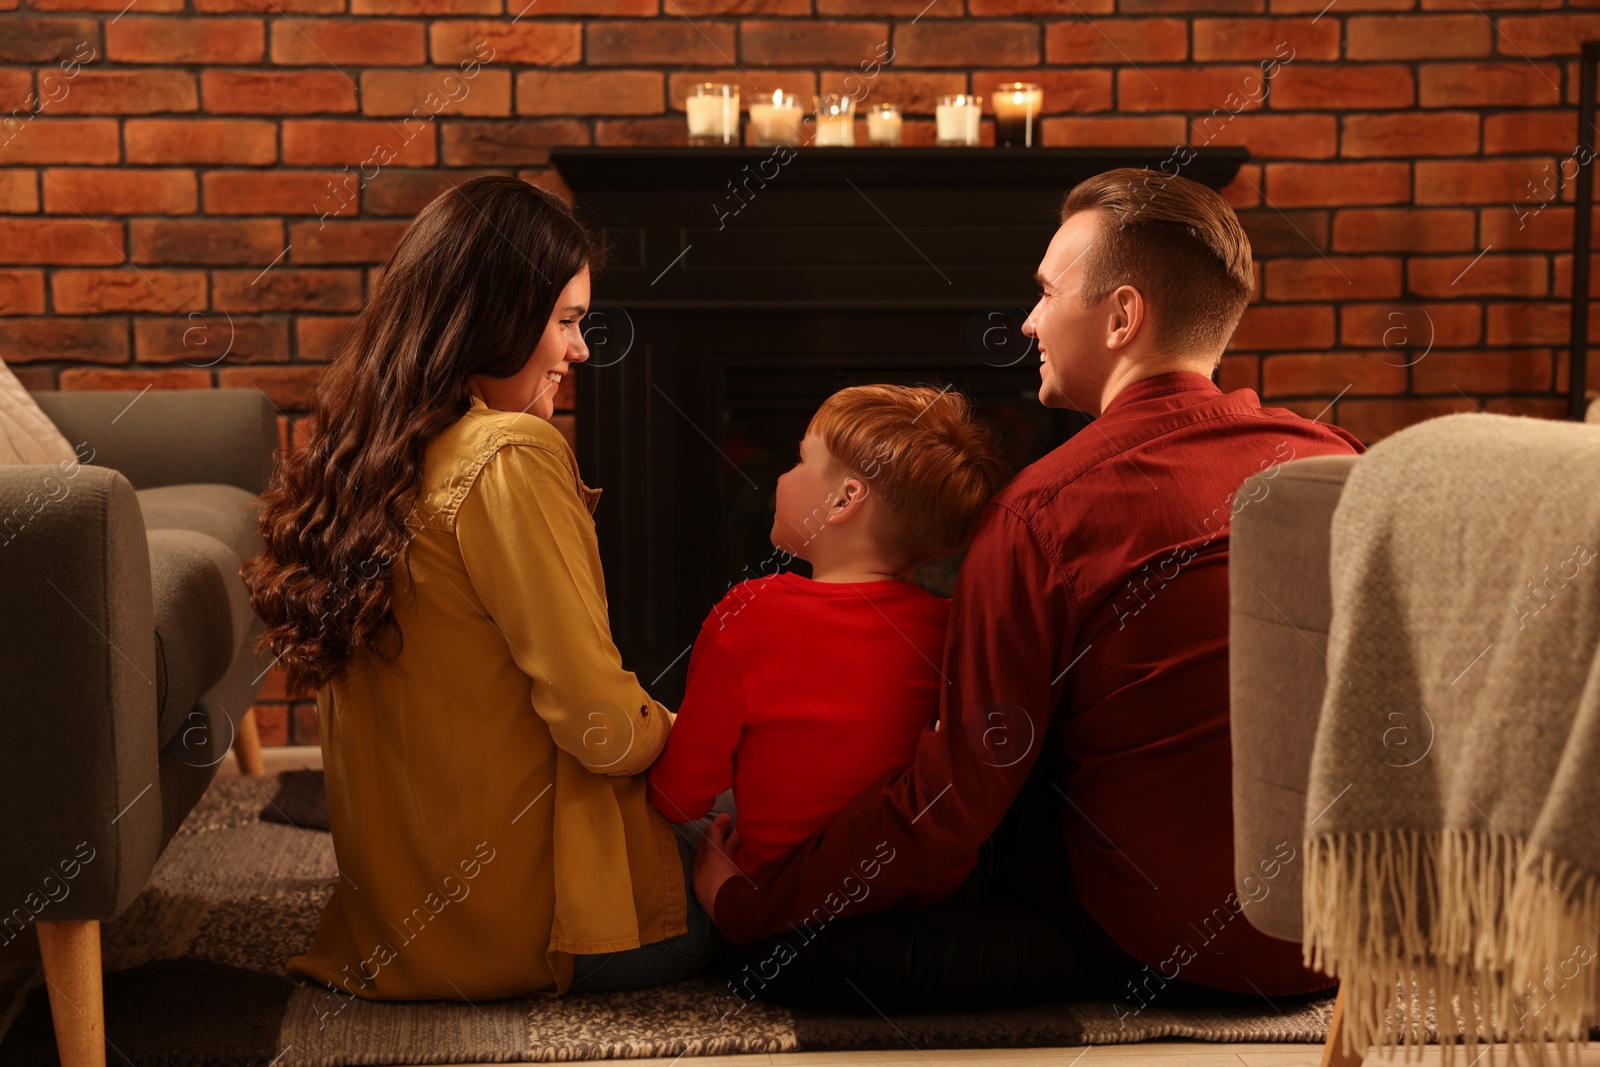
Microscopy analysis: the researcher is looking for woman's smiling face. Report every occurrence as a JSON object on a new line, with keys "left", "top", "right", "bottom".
{"left": 469, "top": 266, "right": 591, "bottom": 420}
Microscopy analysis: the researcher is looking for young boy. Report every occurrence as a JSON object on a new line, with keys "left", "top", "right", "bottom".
{"left": 648, "top": 384, "right": 1007, "bottom": 902}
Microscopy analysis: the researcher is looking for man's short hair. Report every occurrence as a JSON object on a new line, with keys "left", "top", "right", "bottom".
{"left": 1060, "top": 167, "right": 1255, "bottom": 358}
{"left": 808, "top": 384, "right": 1007, "bottom": 567}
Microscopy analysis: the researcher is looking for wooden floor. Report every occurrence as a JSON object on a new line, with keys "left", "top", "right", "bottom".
{"left": 4, "top": 750, "right": 1589, "bottom": 1065}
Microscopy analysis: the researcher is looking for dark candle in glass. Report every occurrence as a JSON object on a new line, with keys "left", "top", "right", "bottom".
{"left": 993, "top": 83, "right": 1043, "bottom": 148}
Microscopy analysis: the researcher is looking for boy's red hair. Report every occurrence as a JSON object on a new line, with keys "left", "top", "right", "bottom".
{"left": 808, "top": 384, "right": 1008, "bottom": 568}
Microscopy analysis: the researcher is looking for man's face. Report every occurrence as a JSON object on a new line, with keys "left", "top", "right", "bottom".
{"left": 1022, "top": 211, "right": 1108, "bottom": 414}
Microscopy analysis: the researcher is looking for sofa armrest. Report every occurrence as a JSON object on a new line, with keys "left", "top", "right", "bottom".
{"left": 29, "top": 388, "right": 279, "bottom": 494}
{"left": 0, "top": 463, "right": 163, "bottom": 928}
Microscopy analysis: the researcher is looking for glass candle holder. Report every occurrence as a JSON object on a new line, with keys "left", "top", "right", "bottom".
{"left": 993, "top": 82, "right": 1043, "bottom": 148}
{"left": 866, "top": 102, "right": 902, "bottom": 146}
{"left": 935, "top": 94, "right": 982, "bottom": 147}
{"left": 812, "top": 93, "right": 856, "bottom": 146}
{"left": 748, "top": 89, "right": 803, "bottom": 147}
{"left": 687, "top": 83, "right": 740, "bottom": 146}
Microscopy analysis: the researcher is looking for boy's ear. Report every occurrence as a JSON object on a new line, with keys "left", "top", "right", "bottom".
{"left": 826, "top": 476, "right": 871, "bottom": 524}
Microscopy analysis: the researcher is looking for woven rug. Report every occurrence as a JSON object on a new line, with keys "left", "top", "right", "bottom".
{"left": 0, "top": 773, "right": 1351, "bottom": 1066}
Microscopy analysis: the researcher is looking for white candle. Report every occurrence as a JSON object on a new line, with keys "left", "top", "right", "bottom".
{"left": 866, "top": 105, "right": 902, "bottom": 146}
{"left": 935, "top": 94, "right": 981, "bottom": 146}
{"left": 748, "top": 90, "right": 803, "bottom": 146}
{"left": 814, "top": 112, "right": 853, "bottom": 146}
{"left": 686, "top": 85, "right": 738, "bottom": 145}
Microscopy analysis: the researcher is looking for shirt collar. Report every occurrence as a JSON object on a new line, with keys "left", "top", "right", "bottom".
{"left": 468, "top": 393, "right": 487, "bottom": 411}
{"left": 1101, "top": 370, "right": 1221, "bottom": 417}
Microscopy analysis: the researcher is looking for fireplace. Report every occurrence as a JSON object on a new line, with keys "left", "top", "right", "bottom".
{"left": 551, "top": 146, "right": 1247, "bottom": 704}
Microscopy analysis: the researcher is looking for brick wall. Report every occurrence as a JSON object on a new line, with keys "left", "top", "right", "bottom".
{"left": 1, "top": 0, "right": 1595, "bottom": 743}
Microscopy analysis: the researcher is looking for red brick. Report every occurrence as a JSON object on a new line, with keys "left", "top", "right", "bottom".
{"left": 54, "top": 269, "right": 206, "bottom": 313}
{"left": 360, "top": 70, "right": 511, "bottom": 116}
{"left": 1220, "top": 162, "right": 1263, "bottom": 208}
{"left": 106, "top": 18, "right": 265, "bottom": 64}
{"left": 1419, "top": 63, "right": 1562, "bottom": 107}
{"left": 971, "top": 71, "right": 1113, "bottom": 114}
{"left": 1046, "top": 17, "right": 1187, "bottom": 63}
{"left": 1413, "top": 349, "right": 1554, "bottom": 393}
{"left": 1497, "top": 14, "right": 1600, "bottom": 56}
{"left": 1239, "top": 209, "right": 1330, "bottom": 256}
{"left": 1340, "top": 302, "right": 1483, "bottom": 348}
{"left": 269, "top": 19, "right": 425, "bottom": 65}
{"left": 30, "top": 0, "right": 180, "bottom": 9}
{"left": 1217, "top": 354, "right": 1259, "bottom": 392}
{"left": 516, "top": 163, "right": 571, "bottom": 204}
{"left": 512, "top": 0, "right": 652, "bottom": 10}
{"left": 670, "top": 71, "right": 819, "bottom": 111}
{"left": 1120, "top": 66, "right": 1269, "bottom": 113}
{"left": 0, "top": 120, "right": 120, "bottom": 164}
{"left": 129, "top": 219, "right": 285, "bottom": 266}
{"left": 740, "top": 21, "right": 891, "bottom": 65}
{"left": 213, "top": 268, "right": 362, "bottom": 312}
{"left": 351, "top": 0, "right": 497, "bottom": 12}
{"left": 256, "top": 664, "right": 307, "bottom": 701}
{"left": 196, "top": 0, "right": 341, "bottom": 11}
{"left": 431, "top": 21, "right": 581, "bottom": 65}
{"left": 0, "top": 18, "right": 99, "bottom": 62}
{"left": 60, "top": 369, "right": 212, "bottom": 392}
{"left": 593, "top": 118, "right": 686, "bottom": 146}
{"left": 514, "top": 71, "right": 663, "bottom": 116}
{"left": 360, "top": 168, "right": 506, "bottom": 215}
{"left": 1409, "top": 254, "right": 1549, "bottom": 297}
{"left": 1485, "top": 302, "right": 1568, "bottom": 345}
{"left": 43, "top": 168, "right": 197, "bottom": 215}
{"left": 296, "top": 315, "right": 355, "bottom": 361}
{"left": 282, "top": 120, "right": 438, "bottom": 166}
{"left": 0, "top": 171, "right": 38, "bottom": 213}
{"left": 674, "top": 0, "right": 801, "bottom": 11}
{"left": 1192, "top": 17, "right": 1337, "bottom": 60}
{"left": 1416, "top": 159, "right": 1560, "bottom": 204}
{"left": 1341, "top": 112, "right": 1480, "bottom": 157}
{"left": 202, "top": 70, "right": 357, "bottom": 114}
{"left": 1346, "top": 15, "right": 1493, "bottom": 58}
{"left": 817, "top": 0, "right": 953, "bottom": 10}
{"left": 289, "top": 703, "right": 321, "bottom": 746}
{"left": 1425, "top": 0, "right": 1559, "bottom": 8}
{"left": 440, "top": 119, "right": 586, "bottom": 164}
{"left": 1484, "top": 110, "right": 1586, "bottom": 154}
{"left": 1332, "top": 208, "right": 1477, "bottom": 253}
{"left": 1191, "top": 113, "right": 1337, "bottom": 158}
{"left": 1265, "top": 162, "right": 1411, "bottom": 207}
{"left": 50, "top": 71, "right": 198, "bottom": 114}
{"left": 971, "top": 0, "right": 1111, "bottom": 10}
{"left": 218, "top": 365, "right": 324, "bottom": 409}
{"left": 125, "top": 118, "right": 276, "bottom": 165}
{"left": 251, "top": 704, "right": 289, "bottom": 747}
{"left": 1337, "top": 398, "right": 1476, "bottom": 442}
{"left": 1046, "top": 115, "right": 1188, "bottom": 146}
{"left": 0, "top": 317, "right": 127, "bottom": 361}
{"left": 1264, "top": 256, "right": 1402, "bottom": 300}
{"left": 1263, "top": 352, "right": 1408, "bottom": 396}
{"left": 1480, "top": 206, "right": 1596, "bottom": 251}
{"left": 1122, "top": 0, "right": 1262, "bottom": 12}
{"left": 0, "top": 219, "right": 126, "bottom": 265}
{"left": 204, "top": 171, "right": 355, "bottom": 216}
{"left": 285, "top": 220, "right": 407, "bottom": 264}
{"left": 1227, "top": 302, "right": 1336, "bottom": 350}
{"left": 134, "top": 315, "right": 289, "bottom": 364}
{"left": 587, "top": 20, "right": 736, "bottom": 65}
{"left": 894, "top": 22, "right": 1038, "bottom": 66}
{"left": 0, "top": 70, "right": 29, "bottom": 106}
{"left": 0, "top": 271, "right": 45, "bottom": 315}
{"left": 1269, "top": 65, "right": 1415, "bottom": 109}
{"left": 1554, "top": 253, "right": 1600, "bottom": 298}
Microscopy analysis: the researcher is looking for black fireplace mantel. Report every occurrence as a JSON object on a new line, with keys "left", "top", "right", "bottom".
{"left": 550, "top": 145, "right": 1249, "bottom": 701}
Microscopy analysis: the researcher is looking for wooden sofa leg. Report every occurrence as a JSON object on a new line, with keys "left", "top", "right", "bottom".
{"left": 233, "top": 707, "right": 266, "bottom": 776}
{"left": 1322, "top": 982, "right": 1366, "bottom": 1067}
{"left": 36, "top": 920, "right": 107, "bottom": 1067}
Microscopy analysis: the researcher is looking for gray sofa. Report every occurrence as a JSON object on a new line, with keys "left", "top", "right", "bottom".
{"left": 0, "top": 388, "right": 279, "bottom": 1067}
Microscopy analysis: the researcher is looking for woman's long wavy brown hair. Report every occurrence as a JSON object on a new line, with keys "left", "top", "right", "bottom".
{"left": 242, "top": 176, "right": 600, "bottom": 696}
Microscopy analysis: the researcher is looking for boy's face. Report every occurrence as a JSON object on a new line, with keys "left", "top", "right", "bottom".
{"left": 771, "top": 432, "right": 846, "bottom": 560}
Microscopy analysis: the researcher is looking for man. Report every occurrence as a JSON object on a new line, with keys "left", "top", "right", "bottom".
{"left": 692, "top": 167, "right": 1362, "bottom": 1011}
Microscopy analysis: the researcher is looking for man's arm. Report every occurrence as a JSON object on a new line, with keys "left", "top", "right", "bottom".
{"left": 705, "top": 504, "right": 1076, "bottom": 943}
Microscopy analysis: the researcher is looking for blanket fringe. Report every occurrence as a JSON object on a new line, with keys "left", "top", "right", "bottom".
{"left": 1304, "top": 829, "right": 1600, "bottom": 1065}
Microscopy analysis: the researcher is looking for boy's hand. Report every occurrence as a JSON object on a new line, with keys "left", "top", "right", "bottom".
{"left": 692, "top": 812, "right": 740, "bottom": 919}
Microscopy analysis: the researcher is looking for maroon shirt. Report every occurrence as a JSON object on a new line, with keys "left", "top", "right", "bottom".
{"left": 712, "top": 371, "right": 1363, "bottom": 995}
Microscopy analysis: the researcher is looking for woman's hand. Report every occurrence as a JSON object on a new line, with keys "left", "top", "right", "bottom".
{"left": 692, "top": 812, "right": 741, "bottom": 919}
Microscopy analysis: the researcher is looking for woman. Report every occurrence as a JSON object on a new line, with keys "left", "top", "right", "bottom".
{"left": 243, "top": 176, "right": 717, "bottom": 1002}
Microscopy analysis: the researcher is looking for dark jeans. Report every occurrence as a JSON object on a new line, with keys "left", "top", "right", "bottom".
{"left": 718, "top": 761, "right": 1266, "bottom": 1014}
{"left": 567, "top": 827, "right": 724, "bottom": 995}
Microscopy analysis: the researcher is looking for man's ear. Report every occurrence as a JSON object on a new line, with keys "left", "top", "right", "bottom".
{"left": 1106, "top": 284, "right": 1145, "bottom": 351}
{"left": 826, "top": 477, "right": 871, "bottom": 525}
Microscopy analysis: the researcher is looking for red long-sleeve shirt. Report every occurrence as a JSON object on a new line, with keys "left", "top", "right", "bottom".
{"left": 649, "top": 572, "right": 973, "bottom": 898}
{"left": 711, "top": 371, "right": 1364, "bottom": 996}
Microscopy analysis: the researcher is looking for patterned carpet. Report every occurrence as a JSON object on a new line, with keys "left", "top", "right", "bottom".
{"left": 0, "top": 773, "right": 1345, "bottom": 1066}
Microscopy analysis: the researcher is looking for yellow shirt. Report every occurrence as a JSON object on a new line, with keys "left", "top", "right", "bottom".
{"left": 287, "top": 395, "right": 684, "bottom": 1003}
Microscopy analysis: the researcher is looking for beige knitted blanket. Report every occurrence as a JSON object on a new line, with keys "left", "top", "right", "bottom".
{"left": 1303, "top": 412, "right": 1600, "bottom": 1064}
